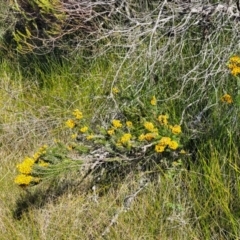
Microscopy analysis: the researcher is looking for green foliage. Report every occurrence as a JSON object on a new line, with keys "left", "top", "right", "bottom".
{"left": 10, "top": 0, "right": 66, "bottom": 53}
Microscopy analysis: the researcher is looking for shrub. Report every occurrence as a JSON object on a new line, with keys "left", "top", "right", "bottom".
{"left": 14, "top": 95, "right": 185, "bottom": 188}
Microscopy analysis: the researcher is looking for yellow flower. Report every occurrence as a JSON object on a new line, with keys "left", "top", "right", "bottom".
{"left": 67, "top": 145, "right": 73, "bottom": 151}
{"left": 158, "top": 114, "right": 169, "bottom": 125}
{"left": 170, "top": 125, "right": 182, "bottom": 134}
{"left": 66, "top": 119, "right": 75, "bottom": 128}
{"left": 150, "top": 96, "right": 157, "bottom": 106}
{"left": 159, "top": 137, "right": 171, "bottom": 146}
{"left": 231, "top": 67, "right": 240, "bottom": 76}
{"left": 144, "top": 122, "right": 157, "bottom": 132}
{"left": 126, "top": 121, "right": 133, "bottom": 128}
{"left": 33, "top": 145, "right": 48, "bottom": 160}
{"left": 228, "top": 56, "right": 240, "bottom": 76}
{"left": 138, "top": 134, "right": 145, "bottom": 141}
{"left": 120, "top": 133, "right": 132, "bottom": 144}
{"left": 107, "top": 129, "right": 115, "bottom": 135}
{"left": 72, "top": 109, "right": 83, "bottom": 120}
{"left": 112, "top": 87, "right": 120, "bottom": 94}
{"left": 155, "top": 144, "right": 165, "bottom": 153}
{"left": 221, "top": 94, "right": 233, "bottom": 104}
{"left": 80, "top": 126, "right": 88, "bottom": 133}
{"left": 86, "top": 134, "right": 94, "bottom": 140}
{"left": 168, "top": 140, "right": 179, "bottom": 150}
{"left": 112, "top": 119, "right": 122, "bottom": 128}
{"left": 14, "top": 174, "right": 33, "bottom": 186}
{"left": 17, "top": 157, "right": 35, "bottom": 174}
{"left": 71, "top": 133, "right": 77, "bottom": 139}
{"left": 229, "top": 56, "right": 240, "bottom": 64}
{"left": 144, "top": 132, "right": 157, "bottom": 141}
{"left": 33, "top": 152, "right": 41, "bottom": 161}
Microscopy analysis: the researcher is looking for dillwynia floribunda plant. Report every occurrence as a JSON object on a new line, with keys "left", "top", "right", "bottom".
{"left": 14, "top": 93, "right": 185, "bottom": 188}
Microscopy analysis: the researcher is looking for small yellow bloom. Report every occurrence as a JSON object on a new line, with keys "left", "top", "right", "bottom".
{"left": 66, "top": 119, "right": 75, "bottom": 128}
{"left": 144, "top": 122, "right": 157, "bottom": 132}
{"left": 72, "top": 109, "right": 83, "bottom": 120}
{"left": 126, "top": 121, "right": 133, "bottom": 128}
{"left": 33, "top": 145, "right": 48, "bottom": 160}
{"left": 33, "top": 152, "right": 41, "bottom": 161}
{"left": 107, "top": 129, "right": 115, "bottom": 135}
{"left": 144, "top": 132, "right": 157, "bottom": 141}
{"left": 120, "top": 133, "right": 132, "bottom": 144}
{"left": 155, "top": 144, "right": 165, "bottom": 153}
{"left": 14, "top": 174, "right": 33, "bottom": 186}
{"left": 112, "top": 87, "right": 120, "bottom": 94}
{"left": 150, "top": 96, "right": 157, "bottom": 106}
{"left": 17, "top": 157, "right": 35, "bottom": 174}
{"left": 170, "top": 125, "right": 182, "bottom": 134}
{"left": 231, "top": 67, "right": 240, "bottom": 76}
{"left": 112, "top": 119, "right": 122, "bottom": 128}
{"left": 221, "top": 94, "right": 233, "bottom": 104}
{"left": 168, "top": 140, "right": 179, "bottom": 150}
{"left": 86, "top": 134, "right": 94, "bottom": 140}
{"left": 138, "top": 134, "right": 145, "bottom": 141}
{"left": 159, "top": 137, "right": 171, "bottom": 146}
{"left": 228, "top": 56, "right": 240, "bottom": 76}
{"left": 80, "top": 126, "right": 88, "bottom": 133}
{"left": 158, "top": 114, "right": 169, "bottom": 125}
{"left": 229, "top": 56, "right": 240, "bottom": 64}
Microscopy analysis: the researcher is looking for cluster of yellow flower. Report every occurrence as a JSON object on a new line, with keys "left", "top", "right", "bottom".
{"left": 227, "top": 56, "right": 240, "bottom": 76}
{"left": 66, "top": 110, "right": 91, "bottom": 139}
{"left": 65, "top": 103, "right": 182, "bottom": 155}
{"left": 155, "top": 137, "right": 178, "bottom": 153}
{"left": 221, "top": 93, "right": 233, "bottom": 104}
{"left": 14, "top": 145, "right": 48, "bottom": 187}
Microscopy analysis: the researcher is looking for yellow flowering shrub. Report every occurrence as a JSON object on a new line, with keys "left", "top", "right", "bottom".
{"left": 15, "top": 98, "right": 184, "bottom": 189}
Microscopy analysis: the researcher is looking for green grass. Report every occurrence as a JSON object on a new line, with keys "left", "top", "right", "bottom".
{"left": 1, "top": 53, "right": 240, "bottom": 239}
